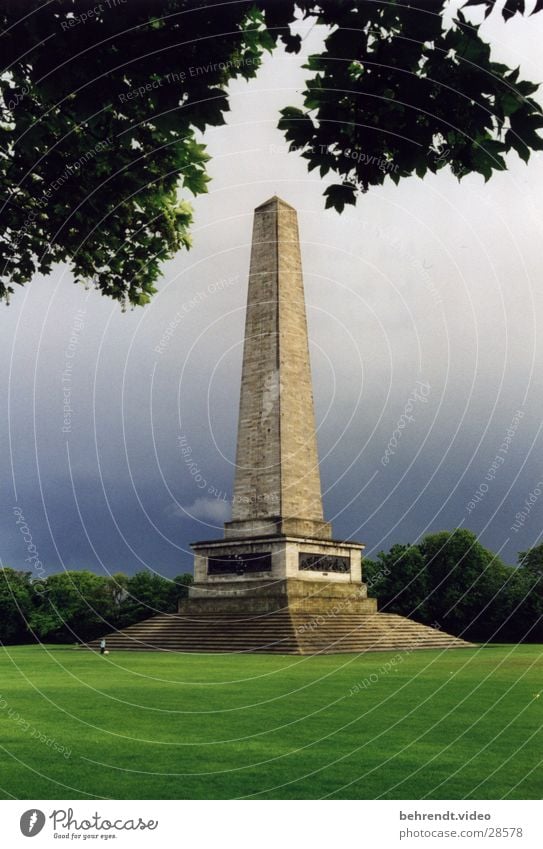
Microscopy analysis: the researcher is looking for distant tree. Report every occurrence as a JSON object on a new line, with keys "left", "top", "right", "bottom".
{"left": 30, "top": 570, "right": 114, "bottom": 642}
{"left": 1, "top": 1, "right": 542, "bottom": 304}
{"left": 118, "top": 570, "right": 185, "bottom": 626}
{"left": 364, "top": 529, "right": 542, "bottom": 642}
{"left": 419, "top": 529, "right": 502, "bottom": 639}
{"left": 510, "top": 545, "right": 543, "bottom": 641}
{"left": 0, "top": 568, "right": 33, "bottom": 644}
{"left": 106, "top": 572, "right": 130, "bottom": 607}
{"left": 364, "top": 543, "right": 429, "bottom": 622}
{"left": 170, "top": 573, "right": 194, "bottom": 608}
{"left": 102, "top": 572, "right": 130, "bottom": 629}
{"left": 28, "top": 608, "right": 62, "bottom": 643}
{"left": 0, "top": 567, "right": 193, "bottom": 644}
{"left": 518, "top": 543, "right": 543, "bottom": 578}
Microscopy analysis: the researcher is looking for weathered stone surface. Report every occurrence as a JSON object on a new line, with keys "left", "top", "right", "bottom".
{"left": 88, "top": 612, "right": 474, "bottom": 655}
{"left": 192, "top": 534, "right": 363, "bottom": 585}
{"left": 193, "top": 197, "right": 361, "bottom": 591}
{"left": 225, "top": 196, "right": 331, "bottom": 539}
{"left": 180, "top": 577, "right": 375, "bottom": 615}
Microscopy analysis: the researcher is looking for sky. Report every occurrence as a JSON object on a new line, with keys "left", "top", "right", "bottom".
{"left": 2, "top": 4, "right": 542, "bottom": 581}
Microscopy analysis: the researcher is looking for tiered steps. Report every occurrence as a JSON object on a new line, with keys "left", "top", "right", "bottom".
{"left": 88, "top": 612, "right": 473, "bottom": 655}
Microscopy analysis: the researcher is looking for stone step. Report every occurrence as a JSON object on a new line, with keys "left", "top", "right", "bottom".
{"left": 88, "top": 611, "right": 474, "bottom": 654}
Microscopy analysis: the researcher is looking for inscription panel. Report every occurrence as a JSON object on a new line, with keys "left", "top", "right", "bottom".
{"left": 298, "top": 552, "right": 350, "bottom": 573}
{"left": 208, "top": 552, "right": 272, "bottom": 576}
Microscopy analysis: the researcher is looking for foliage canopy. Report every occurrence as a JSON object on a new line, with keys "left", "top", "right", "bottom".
{"left": 1, "top": 0, "right": 542, "bottom": 305}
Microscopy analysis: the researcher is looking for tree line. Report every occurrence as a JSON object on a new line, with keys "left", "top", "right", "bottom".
{"left": 0, "top": 569, "right": 193, "bottom": 645}
{"left": 364, "top": 530, "right": 543, "bottom": 643}
{"left": 1, "top": 531, "right": 542, "bottom": 646}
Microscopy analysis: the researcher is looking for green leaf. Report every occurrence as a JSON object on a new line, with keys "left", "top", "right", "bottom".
{"left": 500, "top": 91, "right": 524, "bottom": 116}
{"left": 323, "top": 183, "right": 357, "bottom": 213}
{"left": 505, "top": 129, "right": 531, "bottom": 162}
{"left": 278, "top": 106, "right": 306, "bottom": 126}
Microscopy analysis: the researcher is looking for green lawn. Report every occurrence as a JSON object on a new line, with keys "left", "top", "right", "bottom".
{"left": 0, "top": 643, "right": 541, "bottom": 800}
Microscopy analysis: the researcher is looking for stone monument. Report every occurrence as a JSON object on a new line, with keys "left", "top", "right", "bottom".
{"left": 186, "top": 196, "right": 375, "bottom": 618}
{"left": 92, "top": 198, "right": 472, "bottom": 653}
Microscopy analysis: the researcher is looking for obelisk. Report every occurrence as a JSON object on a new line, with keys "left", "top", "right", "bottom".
{"left": 189, "top": 197, "right": 369, "bottom": 604}
{"left": 225, "top": 196, "right": 331, "bottom": 540}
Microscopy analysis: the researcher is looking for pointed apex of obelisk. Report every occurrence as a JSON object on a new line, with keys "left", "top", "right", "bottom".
{"left": 254, "top": 195, "right": 296, "bottom": 211}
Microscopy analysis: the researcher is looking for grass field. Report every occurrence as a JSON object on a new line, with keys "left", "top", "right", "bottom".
{"left": 0, "top": 643, "right": 541, "bottom": 800}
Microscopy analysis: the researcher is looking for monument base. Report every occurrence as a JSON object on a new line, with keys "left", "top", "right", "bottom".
{"left": 88, "top": 538, "right": 474, "bottom": 654}
{"left": 179, "top": 577, "right": 378, "bottom": 615}
{"left": 191, "top": 532, "right": 365, "bottom": 586}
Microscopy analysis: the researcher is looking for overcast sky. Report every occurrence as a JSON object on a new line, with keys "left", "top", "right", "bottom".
{"left": 2, "top": 5, "right": 542, "bottom": 580}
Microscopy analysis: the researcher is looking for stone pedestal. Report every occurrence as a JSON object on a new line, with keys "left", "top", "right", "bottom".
{"left": 179, "top": 578, "right": 377, "bottom": 615}
{"left": 192, "top": 534, "right": 363, "bottom": 584}
{"left": 184, "top": 533, "right": 376, "bottom": 616}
